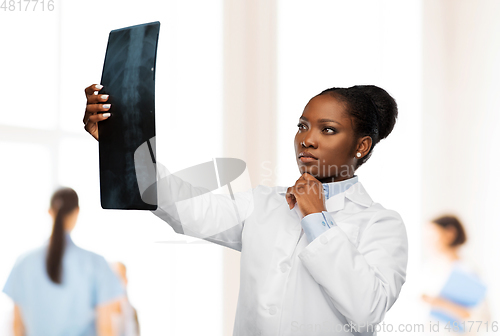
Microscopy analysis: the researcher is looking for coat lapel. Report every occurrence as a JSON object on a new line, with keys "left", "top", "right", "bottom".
{"left": 344, "top": 181, "right": 373, "bottom": 207}
{"left": 325, "top": 192, "right": 345, "bottom": 212}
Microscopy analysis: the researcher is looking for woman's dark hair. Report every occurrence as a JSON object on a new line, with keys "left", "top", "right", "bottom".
{"left": 318, "top": 85, "right": 398, "bottom": 168}
{"left": 46, "top": 187, "right": 79, "bottom": 284}
{"left": 431, "top": 214, "right": 467, "bottom": 247}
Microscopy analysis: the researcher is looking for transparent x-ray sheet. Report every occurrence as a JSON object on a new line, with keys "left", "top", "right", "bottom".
{"left": 98, "top": 21, "right": 160, "bottom": 210}
{"left": 134, "top": 137, "right": 255, "bottom": 241}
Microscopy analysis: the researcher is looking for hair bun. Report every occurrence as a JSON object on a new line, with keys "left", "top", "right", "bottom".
{"left": 316, "top": 84, "right": 398, "bottom": 169}
{"left": 359, "top": 85, "right": 398, "bottom": 141}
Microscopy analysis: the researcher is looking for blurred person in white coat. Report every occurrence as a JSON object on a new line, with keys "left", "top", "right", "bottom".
{"left": 83, "top": 84, "right": 409, "bottom": 336}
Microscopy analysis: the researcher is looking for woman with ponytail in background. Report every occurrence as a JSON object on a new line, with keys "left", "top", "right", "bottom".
{"left": 2, "top": 187, "right": 124, "bottom": 336}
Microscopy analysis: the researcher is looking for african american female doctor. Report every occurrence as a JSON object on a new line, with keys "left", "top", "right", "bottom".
{"left": 83, "top": 84, "right": 408, "bottom": 336}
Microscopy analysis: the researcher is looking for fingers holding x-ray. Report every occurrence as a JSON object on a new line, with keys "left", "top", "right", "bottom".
{"left": 134, "top": 137, "right": 255, "bottom": 239}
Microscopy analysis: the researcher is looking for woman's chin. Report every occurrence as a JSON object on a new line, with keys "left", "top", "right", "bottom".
{"left": 298, "top": 165, "right": 318, "bottom": 176}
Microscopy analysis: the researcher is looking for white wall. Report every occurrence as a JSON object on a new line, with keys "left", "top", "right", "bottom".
{"left": 422, "top": 0, "right": 500, "bottom": 323}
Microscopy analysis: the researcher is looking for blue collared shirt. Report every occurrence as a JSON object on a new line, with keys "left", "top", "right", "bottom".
{"left": 301, "top": 175, "right": 359, "bottom": 243}
{"left": 2, "top": 233, "right": 124, "bottom": 336}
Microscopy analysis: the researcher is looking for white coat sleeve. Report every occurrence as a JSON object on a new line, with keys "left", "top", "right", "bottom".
{"left": 150, "top": 161, "right": 255, "bottom": 251}
{"left": 297, "top": 208, "right": 408, "bottom": 331}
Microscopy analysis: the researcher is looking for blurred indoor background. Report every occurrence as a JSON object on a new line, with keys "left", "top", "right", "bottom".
{"left": 1, "top": 0, "right": 499, "bottom": 335}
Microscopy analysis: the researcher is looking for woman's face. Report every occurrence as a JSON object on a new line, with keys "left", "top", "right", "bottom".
{"left": 424, "top": 222, "right": 456, "bottom": 252}
{"left": 294, "top": 94, "right": 360, "bottom": 183}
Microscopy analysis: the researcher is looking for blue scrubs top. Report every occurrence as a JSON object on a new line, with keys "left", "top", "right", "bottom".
{"left": 2, "top": 234, "right": 124, "bottom": 336}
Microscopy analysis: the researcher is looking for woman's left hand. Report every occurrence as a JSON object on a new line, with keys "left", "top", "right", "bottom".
{"left": 421, "top": 294, "right": 436, "bottom": 305}
{"left": 421, "top": 294, "right": 471, "bottom": 319}
{"left": 286, "top": 173, "right": 327, "bottom": 217}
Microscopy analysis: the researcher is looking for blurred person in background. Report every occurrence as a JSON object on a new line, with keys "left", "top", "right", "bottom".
{"left": 110, "top": 262, "right": 140, "bottom": 336}
{"left": 421, "top": 214, "right": 490, "bottom": 335}
{"left": 2, "top": 187, "right": 125, "bottom": 336}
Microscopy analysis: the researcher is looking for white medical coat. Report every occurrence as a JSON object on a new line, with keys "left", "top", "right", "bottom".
{"left": 151, "top": 168, "right": 408, "bottom": 336}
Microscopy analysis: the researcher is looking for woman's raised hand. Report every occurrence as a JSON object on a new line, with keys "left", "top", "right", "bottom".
{"left": 83, "top": 84, "right": 111, "bottom": 141}
{"left": 285, "top": 172, "right": 327, "bottom": 217}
